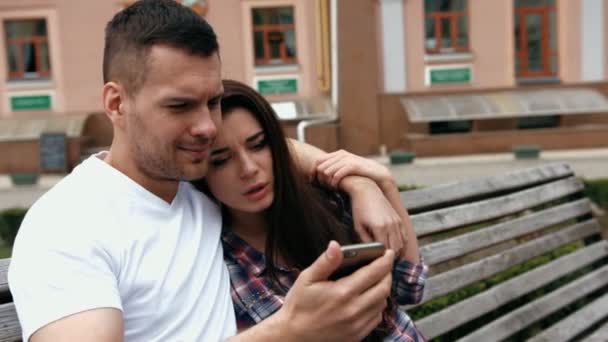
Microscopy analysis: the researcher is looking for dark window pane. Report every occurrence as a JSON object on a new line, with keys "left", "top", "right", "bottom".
{"left": 517, "top": 115, "right": 559, "bottom": 129}
{"left": 254, "top": 31, "right": 265, "bottom": 59}
{"left": 516, "top": 0, "right": 554, "bottom": 7}
{"left": 277, "top": 8, "right": 294, "bottom": 24}
{"left": 4, "top": 19, "right": 47, "bottom": 39}
{"left": 40, "top": 42, "right": 50, "bottom": 71}
{"left": 440, "top": 17, "right": 452, "bottom": 48}
{"left": 23, "top": 43, "right": 37, "bottom": 73}
{"left": 430, "top": 121, "right": 472, "bottom": 134}
{"left": 425, "top": 17, "right": 436, "bottom": 49}
{"left": 457, "top": 15, "right": 467, "bottom": 46}
{"left": 268, "top": 32, "right": 282, "bottom": 59}
{"left": 284, "top": 30, "right": 296, "bottom": 58}
{"left": 7, "top": 44, "right": 18, "bottom": 72}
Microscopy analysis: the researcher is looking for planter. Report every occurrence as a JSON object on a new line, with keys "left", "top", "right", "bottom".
{"left": 10, "top": 173, "right": 39, "bottom": 186}
{"left": 390, "top": 151, "right": 416, "bottom": 165}
{"left": 513, "top": 145, "right": 541, "bottom": 159}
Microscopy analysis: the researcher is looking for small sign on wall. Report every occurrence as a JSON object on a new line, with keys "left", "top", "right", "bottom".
{"left": 10, "top": 94, "right": 53, "bottom": 111}
{"left": 425, "top": 64, "right": 472, "bottom": 86}
{"left": 40, "top": 132, "right": 67, "bottom": 172}
{"left": 256, "top": 77, "right": 299, "bottom": 95}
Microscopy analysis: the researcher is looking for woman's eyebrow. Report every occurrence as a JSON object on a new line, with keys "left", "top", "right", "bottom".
{"left": 210, "top": 147, "right": 229, "bottom": 156}
{"left": 246, "top": 131, "right": 265, "bottom": 143}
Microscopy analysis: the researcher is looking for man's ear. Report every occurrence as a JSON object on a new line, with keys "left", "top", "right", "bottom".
{"left": 102, "top": 81, "right": 127, "bottom": 129}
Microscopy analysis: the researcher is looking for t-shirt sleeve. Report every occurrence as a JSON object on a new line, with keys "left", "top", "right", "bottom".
{"left": 8, "top": 209, "right": 122, "bottom": 341}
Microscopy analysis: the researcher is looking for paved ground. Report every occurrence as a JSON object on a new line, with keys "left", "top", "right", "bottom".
{"left": 1, "top": 148, "right": 607, "bottom": 210}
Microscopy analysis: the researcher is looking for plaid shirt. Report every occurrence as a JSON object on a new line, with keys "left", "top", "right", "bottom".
{"left": 222, "top": 228, "right": 428, "bottom": 341}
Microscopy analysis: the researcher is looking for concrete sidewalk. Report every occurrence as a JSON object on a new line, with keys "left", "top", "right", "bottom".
{"left": 1, "top": 148, "right": 607, "bottom": 210}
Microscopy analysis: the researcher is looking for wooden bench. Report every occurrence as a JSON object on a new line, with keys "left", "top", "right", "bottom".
{"left": 404, "top": 162, "right": 608, "bottom": 341}
{"left": 0, "top": 162, "right": 605, "bottom": 341}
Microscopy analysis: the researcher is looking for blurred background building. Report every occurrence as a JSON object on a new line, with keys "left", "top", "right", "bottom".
{"left": 1, "top": 0, "right": 608, "bottom": 173}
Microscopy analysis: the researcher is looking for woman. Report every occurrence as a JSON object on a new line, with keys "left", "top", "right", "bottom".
{"left": 194, "top": 80, "right": 427, "bottom": 341}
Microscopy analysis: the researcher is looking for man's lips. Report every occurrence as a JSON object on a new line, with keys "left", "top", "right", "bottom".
{"left": 179, "top": 145, "right": 209, "bottom": 159}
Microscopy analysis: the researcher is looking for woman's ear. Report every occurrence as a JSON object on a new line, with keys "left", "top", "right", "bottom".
{"left": 102, "top": 81, "right": 127, "bottom": 129}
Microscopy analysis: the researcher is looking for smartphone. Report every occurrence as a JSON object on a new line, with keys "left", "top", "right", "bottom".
{"left": 330, "top": 242, "right": 386, "bottom": 280}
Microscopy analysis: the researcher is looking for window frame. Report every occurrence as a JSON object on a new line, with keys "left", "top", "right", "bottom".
{"left": 4, "top": 18, "right": 51, "bottom": 81}
{"left": 252, "top": 6, "right": 297, "bottom": 66}
{"left": 424, "top": 1, "right": 470, "bottom": 54}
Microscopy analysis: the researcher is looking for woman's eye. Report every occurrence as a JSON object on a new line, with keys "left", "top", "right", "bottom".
{"left": 251, "top": 138, "right": 268, "bottom": 151}
{"left": 210, "top": 158, "right": 227, "bottom": 167}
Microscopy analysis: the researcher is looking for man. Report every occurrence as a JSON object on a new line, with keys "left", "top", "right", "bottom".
{"left": 8, "top": 1, "right": 399, "bottom": 341}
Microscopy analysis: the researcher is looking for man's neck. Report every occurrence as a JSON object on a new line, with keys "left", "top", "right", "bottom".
{"left": 103, "top": 149, "right": 179, "bottom": 204}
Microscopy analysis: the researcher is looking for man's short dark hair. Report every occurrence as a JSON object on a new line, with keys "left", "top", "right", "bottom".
{"left": 103, "top": 0, "right": 219, "bottom": 95}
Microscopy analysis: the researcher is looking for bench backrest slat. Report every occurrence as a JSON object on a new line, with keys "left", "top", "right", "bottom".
{"left": 402, "top": 163, "right": 574, "bottom": 212}
{"left": 419, "top": 219, "right": 601, "bottom": 304}
{"left": 0, "top": 260, "right": 9, "bottom": 297}
{"left": 0, "top": 303, "right": 20, "bottom": 342}
{"left": 458, "top": 264, "right": 608, "bottom": 342}
{"left": 416, "top": 241, "right": 608, "bottom": 339}
{"left": 411, "top": 177, "right": 584, "bottom": 237}
{"left": 527, "top": 292, "right": 608, "bottom": 342}
{"left": 420, "top": 198, "right": 593, "bottom": 266}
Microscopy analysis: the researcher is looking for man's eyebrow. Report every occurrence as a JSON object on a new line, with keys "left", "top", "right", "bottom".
{"left": 246, "top": 131, "right": 265, "bottom": 143}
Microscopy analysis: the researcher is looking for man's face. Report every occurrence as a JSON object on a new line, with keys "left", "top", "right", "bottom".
{"left": 122, "top": 45, "right": 223, "bottom": 182}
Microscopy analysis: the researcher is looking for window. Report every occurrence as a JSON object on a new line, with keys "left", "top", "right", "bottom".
{"left": 4, "top": 19, "right": 50, "bottom": 80}
{"left": 517, "top": 115, "right": 560, "bottom": 129}
{"left": 252, "top": 7, "right": 297, "bottom": 65}
{"left": 425, "top": 0, "right": 468, "bottom": 54}
{"left": 430, "top": 120, "right": 472, "bottom": 134}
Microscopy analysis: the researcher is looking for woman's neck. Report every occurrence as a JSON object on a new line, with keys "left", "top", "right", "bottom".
{"left": 230, "top": 210, "right": 268, "bottom": 252}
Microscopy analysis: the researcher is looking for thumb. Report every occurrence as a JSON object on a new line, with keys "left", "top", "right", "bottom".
{"left": 301, "top": 241, "right": 343, "bottom": 283}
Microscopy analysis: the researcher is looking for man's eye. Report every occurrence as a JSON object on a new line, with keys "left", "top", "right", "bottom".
{"left": 168, "top": 103, "right": 189, "bottom": 110}
{"left": 209, "top": 99, "right": 221, "bottom": 109}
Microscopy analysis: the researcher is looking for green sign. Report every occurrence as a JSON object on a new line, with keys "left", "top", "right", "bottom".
{"left": 11, "top": 95, "right": 52, "bottom": 111}
{"left": 430, "top": 67, "right": 471, "bottom": 84}
{"left": 257, "top": 79, "right": 298, "bottom": 95}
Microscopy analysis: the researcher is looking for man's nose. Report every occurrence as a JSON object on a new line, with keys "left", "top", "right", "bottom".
{"left": 190, "top": 107, "right": 217, "bottom": 139}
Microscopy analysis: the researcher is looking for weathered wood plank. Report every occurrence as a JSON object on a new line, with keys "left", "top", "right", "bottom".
{"left": 581, "top": 320, "right": 608, "bottom": 342}
{"left": 527, "top": 292, "right": 608, "bottom": 342}
{"left": 418, "top": 219, "right": 601, "bottom": 304}
{"left": 402, "top": 163, "right": 573, "bottom": 211}
{"left": 416, "top": 241, "right": 608, "bottom": 339}
{"left": 420, "top": 199, "right": 592, "bottom": 266}
{"left": 0, "top": 303, "right": 20, "bottom": 342}
{"left": 0, "top": 259, "right": 9, "bottom": 296}
{"left": 458, "top": 264, "right": 608, "bottom": 342}
{"left": 411, "top": 177, "right": 584, "bottom": 237}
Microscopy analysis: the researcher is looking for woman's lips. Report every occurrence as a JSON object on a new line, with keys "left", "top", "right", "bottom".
{"left": 243, "top": 183, "right": 269, "bottom": 201}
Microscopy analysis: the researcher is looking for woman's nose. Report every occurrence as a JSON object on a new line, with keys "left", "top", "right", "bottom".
{"left": 239, "top": 154, "right": 258, "bottom": 179}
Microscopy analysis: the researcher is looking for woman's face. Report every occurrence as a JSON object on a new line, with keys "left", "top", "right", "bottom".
{"left": 206, "top": 107, "right": 274, "bottom": 216}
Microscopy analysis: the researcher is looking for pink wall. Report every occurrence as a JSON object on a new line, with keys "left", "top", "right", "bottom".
{"left": 206, "top": 0, "right": 246, "bottom": 81}
{"left": 557, "top": 0, "right": 581, "bottom": 83}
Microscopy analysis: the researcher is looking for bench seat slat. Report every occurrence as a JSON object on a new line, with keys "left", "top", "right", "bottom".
{"left": 527, "top": 292, "right": 608, "bottom": 342}
{"left": 0, "top": 259, "right": 9, "bottom": 296}
{"left": 402, "top": 163, "right": 573, "bottom": 211}
{"left": 457, "top": 264, "right": 608, "bottom": 342}
{"left": 581, "top": 320, "right": 608, "bottom": 342}
{"left": 420, "top": 199, "right": 592, "bottom": 266}
{"left": 0, "top": 303, "right": 20, "bottom": 342}
{"left": 419, "top": 219, "right": 601, "bottom": 304}
{"left": 411, "top": 177, "right": 584, "bottom": 237}
{"left": 416, "top": 241, "right": 608, "bottom": 339}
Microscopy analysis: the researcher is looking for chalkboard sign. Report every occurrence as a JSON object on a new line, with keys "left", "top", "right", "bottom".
{"left": 40, "top": 132, "right": 67, "bottom": 172}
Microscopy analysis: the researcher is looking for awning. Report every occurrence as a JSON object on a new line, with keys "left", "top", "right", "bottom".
{"left": 401, "top": 88, "right": 608, "bottom": 123}
{"left": 0, "top": 113, "right": 91, "bottom": 142}
{"left": 270, "top": 96, "right": 336, "bottom": 122}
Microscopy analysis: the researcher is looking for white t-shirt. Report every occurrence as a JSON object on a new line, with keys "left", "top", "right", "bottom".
{"left": 8, "top": 153, "right": 236, "bottom": 341}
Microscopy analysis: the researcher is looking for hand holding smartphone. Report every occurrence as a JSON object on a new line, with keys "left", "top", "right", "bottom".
{"left": 330, "top": 242, "right": 386, "bottom": 280}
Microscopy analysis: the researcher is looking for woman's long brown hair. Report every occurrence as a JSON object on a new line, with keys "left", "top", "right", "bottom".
{"left": 193, "top": 80, "right": 388, "bottom": 341}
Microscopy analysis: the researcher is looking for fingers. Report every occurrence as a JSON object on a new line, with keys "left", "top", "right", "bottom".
{"left": 299, "top": 241, "right": 343, "bottom": 283}
{"left": 387, "top": 221, "right": 404, "bottom": 257}
{"left": 353, "top": 219, "right": 373, "bottom": 243}
{"left": 337, "top": 249, "right": 394, "bottom": 295}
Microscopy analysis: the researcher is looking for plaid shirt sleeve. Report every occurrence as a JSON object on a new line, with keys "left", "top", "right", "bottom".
{"left": 392, "top": 257, "right": 428, "bottom": 305}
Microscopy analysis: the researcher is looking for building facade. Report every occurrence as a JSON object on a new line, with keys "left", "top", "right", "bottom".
{"left": 1, "top": 0, "right": 608, "bottom": 167}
